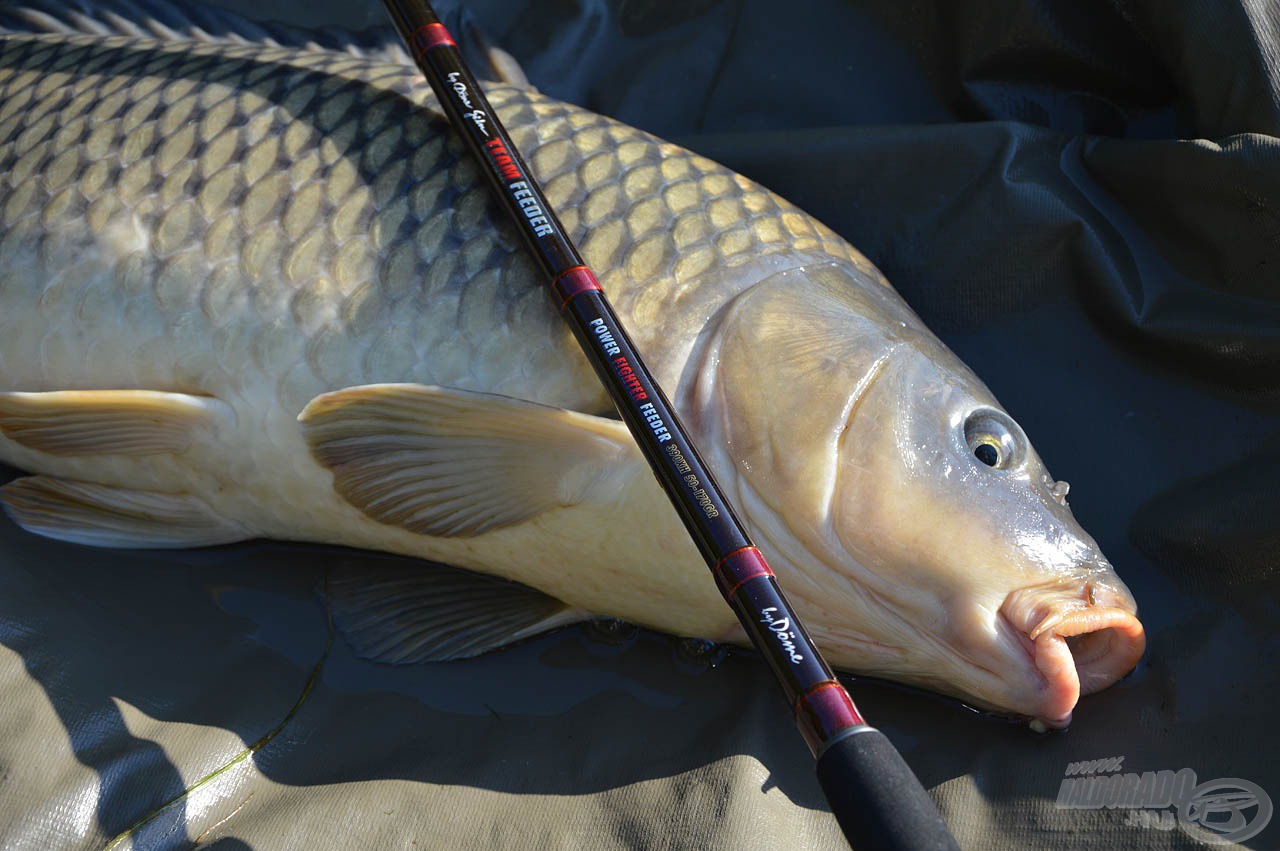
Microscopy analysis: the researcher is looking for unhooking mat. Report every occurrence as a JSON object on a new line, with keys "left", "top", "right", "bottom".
{"left": 0, "top": 0, "right": 1277, "bottom": 848}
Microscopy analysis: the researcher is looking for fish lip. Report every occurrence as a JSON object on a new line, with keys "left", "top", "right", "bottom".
{"left": 1000, "top": 580, "right": 1146, "bottom": 729}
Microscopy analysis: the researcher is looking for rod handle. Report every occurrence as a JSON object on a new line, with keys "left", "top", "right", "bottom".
{"left": 815, "top": 727, "right": 958, "bottom": 851}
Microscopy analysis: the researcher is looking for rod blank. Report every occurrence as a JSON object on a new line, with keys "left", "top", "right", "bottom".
{"left": 377, "top": 3, "right": 956, "bottom": 847}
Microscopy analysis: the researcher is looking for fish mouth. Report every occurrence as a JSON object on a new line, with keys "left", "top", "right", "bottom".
{"left": 1001, "top": 579, "right": 1146, "bottom": 729}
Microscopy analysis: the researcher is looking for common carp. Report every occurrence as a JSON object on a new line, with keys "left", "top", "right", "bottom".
{"left": 0, "top": 20, "right": 1144, "bottom": 729}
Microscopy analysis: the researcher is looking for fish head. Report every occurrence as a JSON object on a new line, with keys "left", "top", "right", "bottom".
{"left": 693, "top": 260, "right": 1144, "bottom": 728}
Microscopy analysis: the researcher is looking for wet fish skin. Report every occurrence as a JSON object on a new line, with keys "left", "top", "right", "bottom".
{"left": 0, "top": 32, "right": 1144, "bottom": 727}
{"left": 0, "top": 33, "right": 871, "bottom": 403}
{"left": 0, "top": 29, "right": 866, "bottom": 636}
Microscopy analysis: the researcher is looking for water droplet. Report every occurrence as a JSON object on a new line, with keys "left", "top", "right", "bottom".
{"left": 586, "top": 616, "right": 639, "bottom": 646}
{"left": 676, "top": 637, "right": 727, "bottom": 668}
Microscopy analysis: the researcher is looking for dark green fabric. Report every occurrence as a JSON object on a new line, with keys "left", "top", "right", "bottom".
{"left": 0, "top": 1, "right": 1276, "bottom": 848}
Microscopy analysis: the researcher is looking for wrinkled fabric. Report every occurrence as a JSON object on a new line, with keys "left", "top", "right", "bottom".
{"left": 0, "top": 0, "right": 1277, "bottom": 849}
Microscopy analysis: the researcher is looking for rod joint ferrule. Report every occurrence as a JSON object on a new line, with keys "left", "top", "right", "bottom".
{"left": 409, "top": 22, "right": 454, "bottom": 59}
{"left": 713, "top": 546, "right": 773, "bottom": 600}
{"left": 795, "top": 680, "right": 867, "bottom": 757}
{"left": 551, "top": 266, "right": 603, "bottom": 310}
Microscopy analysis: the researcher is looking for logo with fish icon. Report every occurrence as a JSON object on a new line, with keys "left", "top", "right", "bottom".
{"left": 1177, "top": 778, "right": 1272, "bottom": 845}
{"left": 1058, "top": 757, "right": 1273, "bottom": 843}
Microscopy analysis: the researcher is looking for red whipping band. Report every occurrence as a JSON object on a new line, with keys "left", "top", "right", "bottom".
{"left": 410, "top": 23, "right": 455, "bottom": 58}
{"left": 551, "top": 266, "right": 603, "bottom": 310}
{"left": 794, "top": 681, "right": 866, "bottom": 755}
{"left": 713, "top": 546, "right": 773, "bottom": 600}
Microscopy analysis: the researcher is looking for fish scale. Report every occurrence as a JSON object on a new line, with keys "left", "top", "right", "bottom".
{"left": 0, "top": 32, "right": 859, "bottom": 412}
{"left": 0, "top": 27, "right": 1146, "bottom": 728}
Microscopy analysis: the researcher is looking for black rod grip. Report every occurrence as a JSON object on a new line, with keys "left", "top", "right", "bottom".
{"left": 816, "top": 728, "right": 958, "bottom": 851}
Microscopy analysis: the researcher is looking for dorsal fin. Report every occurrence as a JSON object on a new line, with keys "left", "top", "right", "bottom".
{"left": 0, "top": 0, "right": 413, "bottom": 65}
{"left": 0, "top": 0, "right": 534, "bottom": 87}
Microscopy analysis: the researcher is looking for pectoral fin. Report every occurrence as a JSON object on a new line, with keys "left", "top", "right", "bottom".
{"left": 0, "top": 390, "right": 230, "bottom": 456}
{"left": 299, "top": 384, "right": 637, "bottom": 537}
{"left": 328, "top": 558, "right": 586, "bottom": 663}
{"left": 0, "top": 475, "right": 248, "bottom": 548}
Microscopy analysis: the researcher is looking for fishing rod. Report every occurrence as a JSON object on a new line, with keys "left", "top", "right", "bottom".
{"left": 378, "top": 2, "right": 957, "bottom": 848}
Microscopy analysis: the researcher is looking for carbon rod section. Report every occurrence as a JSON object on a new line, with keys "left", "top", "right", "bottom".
{"left": 383, "top": 0, "right": 848, "bottom": 734}
{"left": 379, "top": 3, "right": 956, "bottom": 848}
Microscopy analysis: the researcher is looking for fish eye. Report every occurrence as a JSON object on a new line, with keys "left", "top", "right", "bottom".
{"left": 963, "top": 409, "right": 1024, "bottom": 470}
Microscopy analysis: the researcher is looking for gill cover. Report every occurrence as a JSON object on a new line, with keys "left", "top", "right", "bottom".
{"left": 691, "top": 262, "right": 928, "bottom": 538}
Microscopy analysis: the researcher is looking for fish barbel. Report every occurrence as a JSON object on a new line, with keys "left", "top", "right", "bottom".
{"left": 0, "top": 28, "right": 1144, "bottom": 727}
